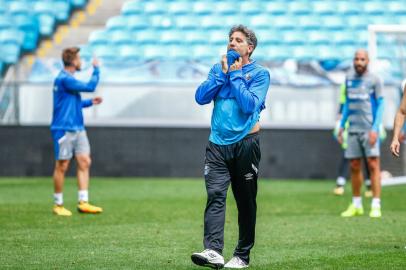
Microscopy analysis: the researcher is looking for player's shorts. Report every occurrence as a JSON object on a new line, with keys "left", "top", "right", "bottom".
{"left": 51, "top": 130, "right": 90, "bottom": 160}
{"left": 345, "top": 131, "right": 380, "bottom": 159}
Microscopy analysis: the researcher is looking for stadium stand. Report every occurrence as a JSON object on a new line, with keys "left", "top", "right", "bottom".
{"left": 0, "top": 0, "right": 87, "bottom": 71}
{"left": 21, "top": 0, "right": 406, "bottom": 84}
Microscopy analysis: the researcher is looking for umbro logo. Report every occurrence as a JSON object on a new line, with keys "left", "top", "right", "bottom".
{"left": 244, "top": 173, "right": 254, "bottom": 181}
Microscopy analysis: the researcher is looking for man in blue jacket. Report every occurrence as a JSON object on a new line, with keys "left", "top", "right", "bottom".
{"left": 51, "top": 47, "right": 103, "bottom": 216}
{"left": 191, "top": 25, "right": 270, "bottom": 269}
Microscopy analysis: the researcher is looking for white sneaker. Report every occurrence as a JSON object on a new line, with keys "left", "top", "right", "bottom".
{"left": 191, "top": 249, "right": 225, "bottom": 269}
{"left": 224, "top": 256, "right": 249, "bottom": 269}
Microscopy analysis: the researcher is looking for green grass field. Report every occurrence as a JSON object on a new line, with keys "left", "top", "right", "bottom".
{"left": 0, "top": 178, "right": 405, "bottom": 270}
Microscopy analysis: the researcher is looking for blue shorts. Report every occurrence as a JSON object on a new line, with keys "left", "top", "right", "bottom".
{"left": 51, "top": 130, "right": 90, "bottom": 160}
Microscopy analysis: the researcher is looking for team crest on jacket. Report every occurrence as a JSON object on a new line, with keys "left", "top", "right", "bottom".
{"left": 245, "top": 73, "right": 251, "bottom": 81}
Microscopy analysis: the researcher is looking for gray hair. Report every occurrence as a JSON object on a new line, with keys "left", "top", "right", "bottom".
{"left": 229, "top": 25, "right": 257, "bottom": 56}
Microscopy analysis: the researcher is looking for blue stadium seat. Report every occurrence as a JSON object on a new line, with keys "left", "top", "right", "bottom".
{"left": 263, "top": 2, "right": 287, "bottom": 15}
{"left": 388, "top": 1, "right": 406, "bottom": 15}
{"left": 121, "top": 1, "right": 143, "bottom": 16}
{"left": 106, "top": 16, "right": 128, "bottom": 31}
{"left": 110, "top": 30, "right": 134, "bottom": 46}
{"left": 149, "top": 15, "right": 173, "bottom": 29}
{"left": 175, "top": 15, "right": 200, "bottom": 29}
{"left": 144, "top": 1, "right": 167, "bottom": 15}
{"left": 184, "top": 31, "right": 209, "bottom": 45}
{"left": 135, "top": 30, "right": 160, "bottom": 44}
{"left": 92, "top": 45, "right": 117, "bottom": 61}
{"left": 336, "top": 1, "right": 361, "bottom": 15}
{"left": 143, "top": 45, "right": 167, "bottom": 60}
{"left": 209, "top": 30, "right": 226, "bottom": 45}
{"left": 292, "top": 46, "right": 315, "bottom": 61}
{"left": 88, "top": 30, "right": 110, "bottom": 46}
{"left": 54, "top": 0, "right": 71, "bottom": 22}
{"left": 331, "top": 31, "right": 356, "bottom": 46}
{"left": 363, "top": 1, "right": 386, "bottom": 15}
{"left": 33, "top": 2, "right": 57, "bottom": 36}
{"left": 0, "top": 15, "right": 12, "bottom": 30}
{"left": 193, "top": 45, "right": 216, "bottom": 60}
{"left": 265, "top": 45, "right": 292, "bottom": 61}
{"left": 167, "top": 45, "right": 191, "bottom": 60}
{"left": 239, "top": 2, "right": 262, "bottom": 15}
{"left": 9, "top": 1, "right": 31, "bottom": 15}
{"left": 0, "top": 29, "right": 23, "bottom": 64}
{"left": 214, "top": 2, "right": 237, "bottom": 15}
{"left": 78, "top": 44, "right": 92, "bottom": 59}
{"left": 298, "top": 16, "right": 323, "bottom": 30}
{"left": 127, "top": 16, "right": 150, "bottom": 31}
{"left": 307, "top": 31, "right": 330, "bottom": 45}
{"left": 272, "top": 16, "right": 298, "bottom": 30}
{"left": 321, "top": 16, "right": 345, "bottom": 31}
{"left": 13, "top": 14, "right": 39, "bottom": 51}
{"left": 312, "top": 1, "right": 337, "bottom": 15}
{"left": 192, "top": 2, "right": 214, "bottom": 15}
{"left": 167, "top": 1, "right": 191, "bottom": 15}
{"left": 70, "top": 0, "right": 87, "bottom": 9}
{"left": 117, "top": 44, "right": 142, "bottom": 61}
{"left": 250, "top": 15, "right": 271, "bottom": 30}
{"left": 256, "top": 29, "right": 284, "bottom": 45}
{"left": 282, "top": 31, "right": 307, "bottom": 45}
{"left": 346, "top": 16, "right": 369, "bottom": 30}
{"left": 201, "top": 16, "right": 224, "bottom": 30}
{"left": 289, "top": 1, "right": 312, "bottom": 15}
{"left": 160, "top": 30, "right": 184, "bottom": 45}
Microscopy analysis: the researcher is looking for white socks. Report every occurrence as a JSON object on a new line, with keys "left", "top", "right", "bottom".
{"left": 78, "top": 190, "right": 89, "bottom": 202}
{"left": 352, "top": 196, "right": 362, "bottom": 208}
{"left": 352, "top": 196, "right": 381, "bottom": 209}
{"left": 372, "top": 198, "right": 381, "bottom": 208}
{"left": 336, "top": 176, "right": 346, "bottom": 186}
{"left": 54, "top": 191, "right": 89, "bottom": 205}
{"left": 54, "top": 193, "right": 63, "bottom": 205}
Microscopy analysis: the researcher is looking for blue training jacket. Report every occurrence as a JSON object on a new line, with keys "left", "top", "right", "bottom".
{"left": 50, "top": 67, "right": 100, "bottom": 131}
{"left": 195, "top": 60, "right": 270, "bottom": 145}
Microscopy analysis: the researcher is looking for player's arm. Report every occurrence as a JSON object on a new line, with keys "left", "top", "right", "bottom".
{"left": 63, "top": 67, "right": 100, "bottom": 93}
{"left": 81, "top": 97, "right": 103, "bottom": 108}
{"left": 391, "top": 87, "right": 406, "bottom": 156}
{"left": 370, "top": 77, "right": 384, "bottom": 145}
{"left": 228, "top": 60, "right": 270, "bottom": 114}
{"left": 337, "top": 85, "right": 349, "bottom": 144}
{"left": 81, "top": 99, "right": 93, "bottom": 108}
{"left": 195, "top": 56, "right": 228, "bottom": 105}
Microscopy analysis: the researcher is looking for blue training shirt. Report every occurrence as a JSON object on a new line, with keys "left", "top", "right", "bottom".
{"left": 195, "top": 60, "right": 270, "bottom": 145}
{"left": 50, "top": 67, "right": 100, "bottom": 131}
{"left": 340, "top": 70, "right": 384, "bottom": 133}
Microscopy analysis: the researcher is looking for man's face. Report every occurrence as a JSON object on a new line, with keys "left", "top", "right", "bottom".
{"left": 353, "top": 51, "right": 369, "bottom": 75}
{"left": 227, "top": 31, "right": 253, "bottom": 58}
{"left": 72, "top": 53, "right": 82, "bottom": 71}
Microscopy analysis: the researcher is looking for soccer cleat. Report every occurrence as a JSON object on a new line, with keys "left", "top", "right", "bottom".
{"left": 191, "top": 249, "right": 224, "bottom": 269}
{"left": 364, "top": 190, "right": 373, "bottom": 198}
{"left": 333, "top": 186, "right": 345, "bottom": 196}
{"left": 369, "top": 206, "right": 382, "bottom": 218}
{"left": 341, "top": 203, "right": 364, "bottom": 217}
{"left": 53, "top": 205, "right": 72, "bottom": 216}
{"left": 77, "top": 201, "right": 103, "bottom": 214}
{"left": 224, "top": 256, "right": 249, "bottom": 269}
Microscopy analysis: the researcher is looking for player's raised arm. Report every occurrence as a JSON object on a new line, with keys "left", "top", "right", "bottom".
{"left": 195, "top": 58, "right": 228, "bottom": 105}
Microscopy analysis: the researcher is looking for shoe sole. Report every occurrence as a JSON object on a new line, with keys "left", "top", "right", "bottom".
{"left": 77, "top": 208, "right": 102, "bottom": 214}
{"left": 191, "top": 254, "right": 224, "bottom": 269}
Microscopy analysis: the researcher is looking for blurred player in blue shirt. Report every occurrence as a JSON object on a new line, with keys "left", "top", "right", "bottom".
{"left": 50, "top": 47, "right": 103, "bottom": 216}
{"left": 191, "top": 25, "right": 270, "bottom": 269}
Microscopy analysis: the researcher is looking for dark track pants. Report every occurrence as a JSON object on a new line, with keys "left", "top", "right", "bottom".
{"left": 203, "top": 132, "right": 261, "bottom": 264}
